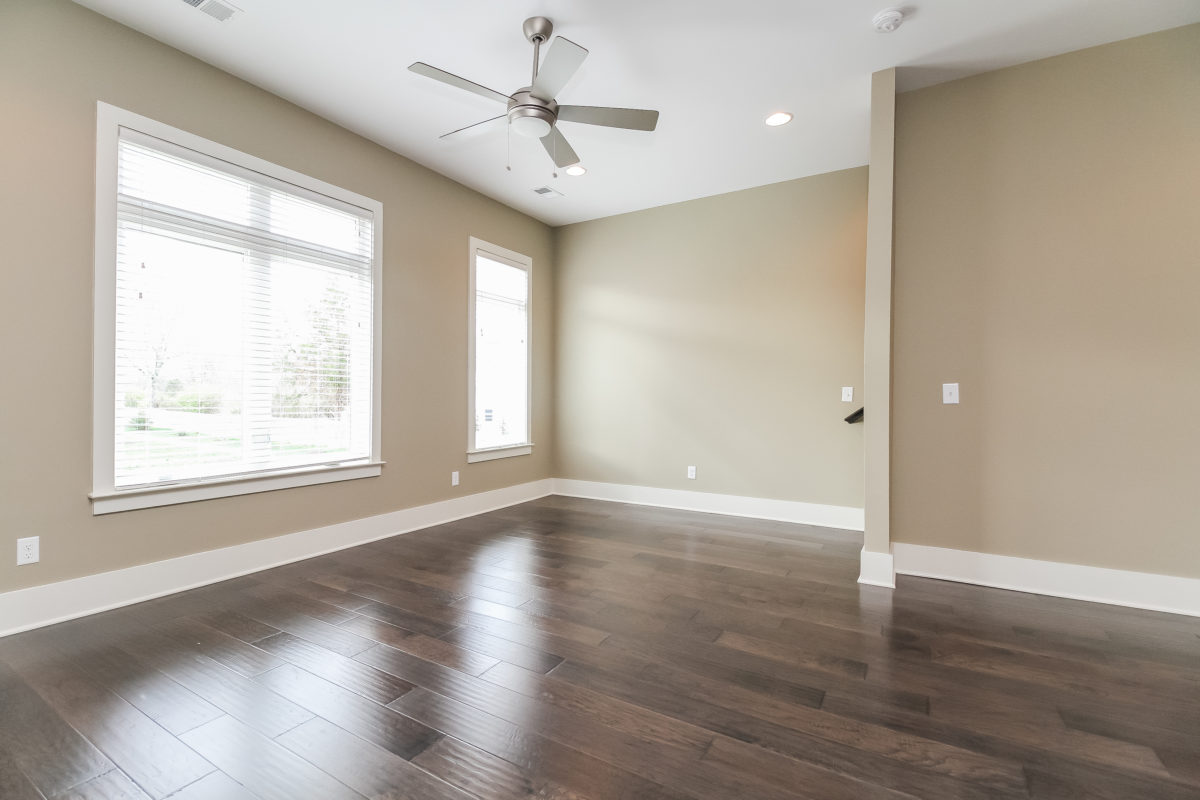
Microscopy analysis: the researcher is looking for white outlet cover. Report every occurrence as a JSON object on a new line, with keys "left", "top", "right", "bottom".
{"left": 943, "top": 383, "right": 960, "bottom": 404}
{"left": 17, "top": 536, "right": 39, "bottom": 565}
{"left": 451, "top": 471, "right": 460, "bottom": 486}
{"left": 841, "top": 387, "right": 854, "bottom": 402}
{"left": 687, "top": 465, "right": 697, "bottom": 479}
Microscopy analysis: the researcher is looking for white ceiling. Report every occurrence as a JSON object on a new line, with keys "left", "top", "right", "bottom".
{"left": 73, "top": 0, "right": 1200, "bottom": 226}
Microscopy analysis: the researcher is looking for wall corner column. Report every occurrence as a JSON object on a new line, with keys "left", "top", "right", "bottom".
{"left": 860, "top": 68, "right": 897, "bottom": 588}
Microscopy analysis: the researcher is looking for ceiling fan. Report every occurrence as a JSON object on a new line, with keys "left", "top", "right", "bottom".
{"left": 409, "top": 17, "right": 659, "bottom": 169}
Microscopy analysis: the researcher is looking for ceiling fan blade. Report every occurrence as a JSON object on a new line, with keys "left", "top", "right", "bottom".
{"left": 540, "top": 126, "right": 581, "bottom": 168}
{"left": 530, "top": 37, "right": 588, "bottom": 101}
{"left": 557, "top": 105, "right": 659, "bottom": 131}
{"left": 409, "top": 62, "right": 512, "bottom": 105}
{"left": 439, "top": 115, "right": 506, "bottom": 140}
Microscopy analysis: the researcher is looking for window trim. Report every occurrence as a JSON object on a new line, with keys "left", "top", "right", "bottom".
{"left": 466, "top": 237, "right": 533, "bottom": 463}
{"left": 91, "top": 102, "right": 384, "bottom": 515}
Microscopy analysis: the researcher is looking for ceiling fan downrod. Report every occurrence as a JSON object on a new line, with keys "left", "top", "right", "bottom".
{"left": 523, "top": 16, "right": 554, "bottom": 82}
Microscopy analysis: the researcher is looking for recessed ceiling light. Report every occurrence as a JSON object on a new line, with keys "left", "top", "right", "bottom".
{"left": 765, "top": 112, "right": 793, "bottom": 127}
{"left": 565, "top": 165, "right": 587, "bottom": 176}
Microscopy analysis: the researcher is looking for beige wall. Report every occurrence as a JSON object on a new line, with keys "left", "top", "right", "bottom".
{"left": 0, "top": 0, "right": 554, "bottom": 593}
{"left": 892, "top": 25, "right": 1200, "bottom": 578}
{"left": 554, "top": 170, "right": 867, "bottom": 509}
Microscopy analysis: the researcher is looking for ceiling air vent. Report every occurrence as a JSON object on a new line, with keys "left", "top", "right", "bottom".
{"left": 180, "top": 0, "right": 240, "bottom": 22}
{"left": 532, "top": 186, "right": 564, "bottom": 198}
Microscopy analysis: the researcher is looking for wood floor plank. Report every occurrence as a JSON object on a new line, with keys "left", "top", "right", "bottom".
{"left": 1026, "top": 764, "right": 1200, "bottom": 800}
{"left": 0, "top": 745, "right": 45, "bottom": 800}
{"left": 413, "top": 734, "right": 590, "bottom": 800}
{"left": 1, "top": 496, "right": 1196, "bottom": 799}
{"left": 0, "top": 661, "right": 114, "bottom": 797}
{"left": 152, "top": 617, "right": 284, "bottom": 678}
{"left": 391, "top": 687, "right": 698, "bottom": 800}
{"left": 700, "top": 737, "right": 921, "bottom": 800}
{"left": 162, "top": 771, "right": 258, "bottom": 800}
{"left": 352, "top": 599, "right": 460, "bottom": 639}
{"left": 178, "top": 715, "right": 363, "bottom": 800}
{"left": 64, "top": 645, "right": 224, "bottom": 737}
{"left": 276, "top": 717, "right": 473, "bottom": 800}
{"left": 451, "top": 596, "right": 610, "bottom": 645}
{"left": 929, "top": 693, "right": 1169, "bottom": 777}
{"left": 480, "top": 660, "right": 715, "bottom": 753}
{"left": 235, "top": 597, "right": 379, "bottom": 657}
{"left": 255, "top": 663, "right": 441, "bottom": 761}
{"left": 550, "top": 657, "right": 1028, "bottom": 794}
{"left": 116, "top": 635, "right": 313, "bottom": 739}
{"left": 255, "top": 631, "right": 416, "bottom": 704}
{"left": 440, "top": 625, "right": 564, "bottom": 674}
{"left": 1, "top": 655, "right": 213, "bottom": 798}
{"left": 715, "top": 629, "right": 872, "bottom": 679}
{"left": 338, "top": 615, "right": 501, "bottom": 676}
{"left": 1059, "top": 705, "right": 1200, "bottom": 756}
{"left": 51, "top": 770, "right": 151, "bottom": 800}
{"left": 375, "top": 650, "right": 844, "bottom": 800}
{"left": 358, "top": 640, "right": 720, "bottom": 775}
{"left": 190, "top": 610, "right": 280, "bottom": 645}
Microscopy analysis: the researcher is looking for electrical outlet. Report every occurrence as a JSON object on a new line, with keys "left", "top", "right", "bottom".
{"left": 841, "top": 386, "right": 854, "bottom": 402}
{"left": 942, "top": 383, "right": 960, "bottom": 404}
{"left": 17, "top": 536, "right": 39, "bottom": 566}
{"left": 451, "top": 471, "right": 460, "bottom": 487}
{"left": 687, "top": 465, "right": 697, "bottom": 480}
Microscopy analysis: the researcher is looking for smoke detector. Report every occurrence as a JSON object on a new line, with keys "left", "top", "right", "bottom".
{"left": 872, "top": 8, "right": 905, "bottom": 33}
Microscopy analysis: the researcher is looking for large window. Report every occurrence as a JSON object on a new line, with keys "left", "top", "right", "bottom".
{"left": 468, "top": 238, "right": 532, "bottom": 462}
{"left": 92, "top": 104, "right": 382, "bottom": 513}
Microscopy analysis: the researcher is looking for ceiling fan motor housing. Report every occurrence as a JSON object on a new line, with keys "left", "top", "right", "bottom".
{"left": 508, "top": 88, "right": 558, "bottom": 137}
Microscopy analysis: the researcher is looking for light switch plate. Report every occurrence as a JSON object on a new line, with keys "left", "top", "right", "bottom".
{"left": 942, "top": 383, "right": 960, "bottom": 404}
{"left": 687, "top": 465, "right": 697, "bottom": 480}
{"left": 841, "top": 387, "right": 854, "bottom": 402}
{"left": 451, "top": 471, "right": 460, "bottom": 487}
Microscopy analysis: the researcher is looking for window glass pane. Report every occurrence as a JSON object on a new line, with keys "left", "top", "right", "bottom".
{"left": 268, "top": 258, "right": 372, "bottom": 468}
{"left": 474, "top": 255, "right": 528, "bottom": 450}
{"left": 118, "top": 136, "right": 373, "bottom": 260}
{"left": 112, "top": 133, "right": 375, "bottom": 489}
{"left": 115, "top": 228, "right": 248, "bottom": 485}
{"left": 268, "top": 192, "right": 365, "bottom": 255}
{"left": 119, "top": 141, "right": 252, "bottom": 228}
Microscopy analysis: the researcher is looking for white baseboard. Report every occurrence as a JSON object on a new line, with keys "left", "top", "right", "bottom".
{"left": 894, "top": 542, "right": 1200, "bottom": 617}
{"left": 0, "top": 479, "right": 554, "bottom": 638}
{"left": 858, "top": 546, "right": 896, "bottom": 588}
{"left": 551, "top": 479, "right": 864, "bottom": 532}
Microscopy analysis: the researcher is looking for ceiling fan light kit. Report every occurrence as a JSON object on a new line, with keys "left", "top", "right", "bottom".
{"left": 409, "top": 16, "right": 660, "bottom": 170}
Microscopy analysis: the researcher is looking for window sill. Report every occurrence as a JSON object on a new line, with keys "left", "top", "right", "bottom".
{"left": 90, "top": 461, "right": 384, "bottom": 515}
{"left": 466, "top": 444, "right": 533, "bottom": 463}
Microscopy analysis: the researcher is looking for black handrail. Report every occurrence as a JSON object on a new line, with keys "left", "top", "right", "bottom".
{"left": 844, "top": 407, "right": 863, "bottom": 424}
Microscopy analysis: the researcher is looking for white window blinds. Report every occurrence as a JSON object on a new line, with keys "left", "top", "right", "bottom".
{"left": 472, "top": 251, "right": 530, "bottom": 451}
{"left": 113, "top": 128, "right": 376, "bottom": 489}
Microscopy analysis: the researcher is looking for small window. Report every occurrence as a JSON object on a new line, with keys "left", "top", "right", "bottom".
{"left": 91, "top": 104, "right": 383, "bottom": 513}
{"left": 468, "top": 238, "right": 532, "bottom": 462}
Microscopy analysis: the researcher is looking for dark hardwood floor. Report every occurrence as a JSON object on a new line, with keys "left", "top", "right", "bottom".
{"left": 1, "top": 496, "right": 1197, "bottom": 799}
